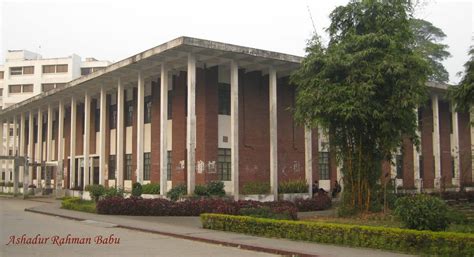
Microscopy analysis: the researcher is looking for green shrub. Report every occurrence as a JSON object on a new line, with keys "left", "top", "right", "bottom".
{"left": 201, "top": 214, "right": 474, "bottom": 257}
{"left": 239, "top": 207, "right": 294, "bottom": 220}
{"left": 142, "top": 183, "right": 160, "bottom": 194}
{"left": 104, "top": 186, "right": 124, "bottom": 198}
{"left": 0, "top": 182, "right": 4, "bottom": 187}
{"left": 242, "top": 181, "right": 270, "bottom": 195}
{"left": 61, "top": 197, "right": 96, "bottom": 213}
{"left": 131, "top": 182, "right": 142, "bottom": 197}
{"left": 85, "top": 184, "right": 105, "bottom": 202}
{"left": 394, "top": 194, "right": 450, "bottom": 231}
{"left": 194, "top": 185, "right": 209, "bottom": 196}
{"left": 167, "top": 184, "right": 187, "bottom": 201}
{"left": 5, "top": 182, "right": 13, "bottom": 187}
{"left": 278, "top": 180, "right": 308, "bottom": 194}
{"left": 206, "top": 181, "right": 226, "bottom": 196}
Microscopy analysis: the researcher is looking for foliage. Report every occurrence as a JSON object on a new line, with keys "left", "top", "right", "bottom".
{"left": 5, "top": 182, "right": 13, "bottom": 187}
{"left": 61, "top": 197, "right": 96, "bottom": 213}
{"left": 85, "top": 184, "right": 106, "bottom": 202}
{"left": 166, "top": 184, "right": 187, "bottom": 201}
{"left": 278, "top": 180, "right": 308, "bottom": 194}
{"left": 239, "top": 207, "right": 294, "bottom": 220}
{"left": 142, "top": 183, "right": 161, "bottom": 194}
{"left": 449, "top": 47, "right": 474, "bottom": 113}
{"left": 410, "top": 18, "right": 451, "bottom": 83}
{"left": 394, "top": 194, "right": 450, "bottom": 231}
{"left": 206, "top": 181, "right": 226, "bottom": 197}
{"left": 131, "top": 182, "right": 142, "bottom": 197}
{"left": 194, "top": 185, "right": 209, "bottom": 197}
{"left": 201, "top": 214, "right": 474, "bottom": 257}
{"left": 96, "top": 197, "right": 298, "bottom": 220}
{"left": 0, "top": 182, "right": 4, "bottom": 187}
{"left": 104, "top": 186, "right": 124, "bottom": 198}
{"left": 294, "top": 195, "right": 332, "bottom": 212}
{"left": 242, "top": 181, "right": 271, "bottom": 195}
{"left": 291, "top": 0, "right": 429, "bottom": 213}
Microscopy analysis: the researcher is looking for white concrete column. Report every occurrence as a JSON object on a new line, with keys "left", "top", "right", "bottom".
{"left": 230, "top": 61, "right": 239, "bottom": 200}
{"left": 432, "top": 94, "right": 441, "bottom": 188}
{"left": 305, "top": 127, "right": 312, "bottom": 196}
{"left": 28, "top": 112, "right": 34, "bottom": 185}
{"left": 19, "top": 113, "right": 25, "bottom": 183}
{"left": 269, "top": 67, "right": 278, "bottom": 199}
{"left": 5, "top": 120, "right": 10, "bottom": 183}
{"left": 36, "top": 110, "right": 43, "bottom": 188}
{"left": 46, "top": 105, "right": 53, "bottom": 189}
{"left": 186, "top": 53, "right": 196, "bottom": 195}
{"left": 83, "top": 92, "right": 91, "bottom": 188}
{"left": 136, "top": 72, "right": 145, "bottom": 184}
{"left": 12, "top": 116, "right": 17, "bottom": 157}
{"left": 57, "top": 100, "right": 65, "bottom": 190}
{"left": 116, "top": 78, "right": 125, "bottom": 188}
{"left": 99, "top": 86, "right": 107, "bottom": 186}
{"left": 413, "top": 108, "right": 422, "bottom": 192}
{"left": 451, "top": 106, "right": 460, "bottom": 186}
{"left": 0, "top": 121, "right": 3, "bottom": 181}
{"left": 160, "top": 64, "right": 168, "bottom": 195}
{"left": 70, "top": 97, "right": 77, "bottom": 188}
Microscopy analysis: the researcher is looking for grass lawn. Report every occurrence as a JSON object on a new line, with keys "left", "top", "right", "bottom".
{"left": 301, "top": 206, "right": 474, "bottom": 233}
{"left": 61, "top": 197, "right": 96, "bottom": 213}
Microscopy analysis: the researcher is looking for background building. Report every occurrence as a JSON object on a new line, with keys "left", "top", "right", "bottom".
{"left": 0, "top": 50, "right": 110, "bottom": 109}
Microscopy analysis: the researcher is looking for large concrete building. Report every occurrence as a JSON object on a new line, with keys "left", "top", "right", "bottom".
{"left": 0, "top": 50, "right": 110, "bottom": 109}
{"left": 0, "top": 37, "right": 472, "bottom": 199}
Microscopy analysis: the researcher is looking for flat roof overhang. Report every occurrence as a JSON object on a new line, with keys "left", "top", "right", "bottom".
{"left": 0, "top": 36, "right": 303, "bottom": 117}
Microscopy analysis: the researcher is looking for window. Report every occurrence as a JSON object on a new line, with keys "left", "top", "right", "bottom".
{"left": 218, "top": 83, "right": 230, "bottom": 115}
{"left": 10, "top": 66, "right": 34, "bottom": 75}
{"left": 81, "top": 67, "right": 104, "bottom": 76}
{"left": 43, "top": 64, "right": 68, "bottom": 74}
{"left": 167, "top": 91, "right": 173, "bottom": 120}
{"left": 23, "top": 84, "right": 33, "bottom": 93}
{"left": 319, "top": 152, "right": 330, "bottom": 180}
{"left": 109, "top": 105, "right": 117, "bottom": 129}
{"left": 144, "top": 153, "right": 151, "bottom": 180}
{"left": 167, "top": 151, "right": 172, "bottom": 181}
{"left": 9, "top": 84, "right": 33, "bottom": 93}
{"left": 108, "top": 155, "right": 116, "bottom": 179}
{"left": 23, "top": 66, "right": 34, "bottom": 74}
{"left": 0, "top": 71, "right": 4, "bottom": 79}
{"left": 43, "top": 65, "right": 55, "bottom": 73}
{"left": 144, "top": 96, "right": 152, "bottom": 124}
{"left": 9, "top": 85, "right": 22, "bottom": 93}
{"left": 0, "top": 89, "right": 3, "bottom": 96}
{"left": 217, "top": 148, "right": 231, "bottom": 181}
{"left": 451, "top": 158, "right": 455, "bottom": 177}
{"left": 396, "top": 154, "right": 403, "bottom": 179}
{"left": 56, "top": 64, "right": 68, "bottom": 73}
{"left": 42, "top": 83, "right": 66, "bottom": 92}
{"left": 125, "top": 101, "right": 133, "bottom": 127}
{"left": 449, "top": 111, "right": 453, "bottom": 134}
{"left": 125, "top": 154, "right": 132, "bottom": 180}
{"left": 42, "top": 83, "right": 55, "bottom": 92}
{"left": 9, "top": 128, "right": 13, "bottom": 136}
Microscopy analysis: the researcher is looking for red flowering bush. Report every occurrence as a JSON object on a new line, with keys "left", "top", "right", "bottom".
{"left": 96, "top": 197, "right": 299, "bottom": 219}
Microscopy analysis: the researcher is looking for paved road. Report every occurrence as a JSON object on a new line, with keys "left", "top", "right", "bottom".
{"left": 0, "top": 198, "right": 276, "bottom": 257}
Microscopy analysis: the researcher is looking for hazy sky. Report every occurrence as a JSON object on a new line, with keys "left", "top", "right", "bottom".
{"left": 1, "top": 0, "right": 472, "bottom": 84}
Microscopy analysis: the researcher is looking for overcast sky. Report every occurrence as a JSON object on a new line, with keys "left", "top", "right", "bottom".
{"left": 1, "top": 0, "right": 472, "bottom": 84}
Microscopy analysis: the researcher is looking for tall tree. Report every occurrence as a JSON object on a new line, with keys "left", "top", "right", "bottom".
{"left": 410, "top": 18, "right": 451, "bottom": 83}
{"left": 449, "top": 47, "right": 474, "bottom": 112}
{"left": 292, "top": 0, "right": 429, "bottom": 213}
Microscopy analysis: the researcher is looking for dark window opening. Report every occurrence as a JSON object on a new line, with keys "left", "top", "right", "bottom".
{"left": 319, "top": 152, "right": 330, "bottom": 180}
{"left": 218, "top": 83, "right": 230, "bottom": 115}
{"left": 144, "top": 152, "right": 151, "bottom": 180}
{"left": 108, "top": 155, "right": 116, "bottom": 180}
{"left": 217, "top": 148, "right": 231, "bottom": 181}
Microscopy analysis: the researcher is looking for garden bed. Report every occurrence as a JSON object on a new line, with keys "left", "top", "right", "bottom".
{"left": 61, "top": 197, "right": 96, "bottom": 213}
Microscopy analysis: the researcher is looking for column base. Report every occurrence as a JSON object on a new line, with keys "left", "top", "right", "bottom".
{"left": 434, "top": 178, "right": 441, "bottom": 189}
{"left": 415, "top": 179, "right": 422, "bottom": 193}
{"left": 452, "top": 177, "right": 460, "bottom": 187}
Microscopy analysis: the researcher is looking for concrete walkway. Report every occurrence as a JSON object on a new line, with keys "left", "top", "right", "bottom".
{"left": 23, "top": 199, "right": 415, "bottom": 257}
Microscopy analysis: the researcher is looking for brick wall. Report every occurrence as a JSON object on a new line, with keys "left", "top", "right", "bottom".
{"left": 420, "top": 103, "right": 435, "bottom": 189}
{"left": 459, "top": 111, "right": 472, "bottom": 184}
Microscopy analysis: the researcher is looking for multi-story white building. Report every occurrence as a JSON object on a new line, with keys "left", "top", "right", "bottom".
{"left": 0, "top": 50, "right": 110, "bottom": 109}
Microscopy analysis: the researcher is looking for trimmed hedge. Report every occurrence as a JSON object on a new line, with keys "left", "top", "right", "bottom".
{"left": 201, "top": 214, "right": 474, "bottom": 257}
{"left": 61, "top": 197, "right": 96, "bottom": 213}
{"left": 97, "top": 197, "right": 298, "bottom": 219}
